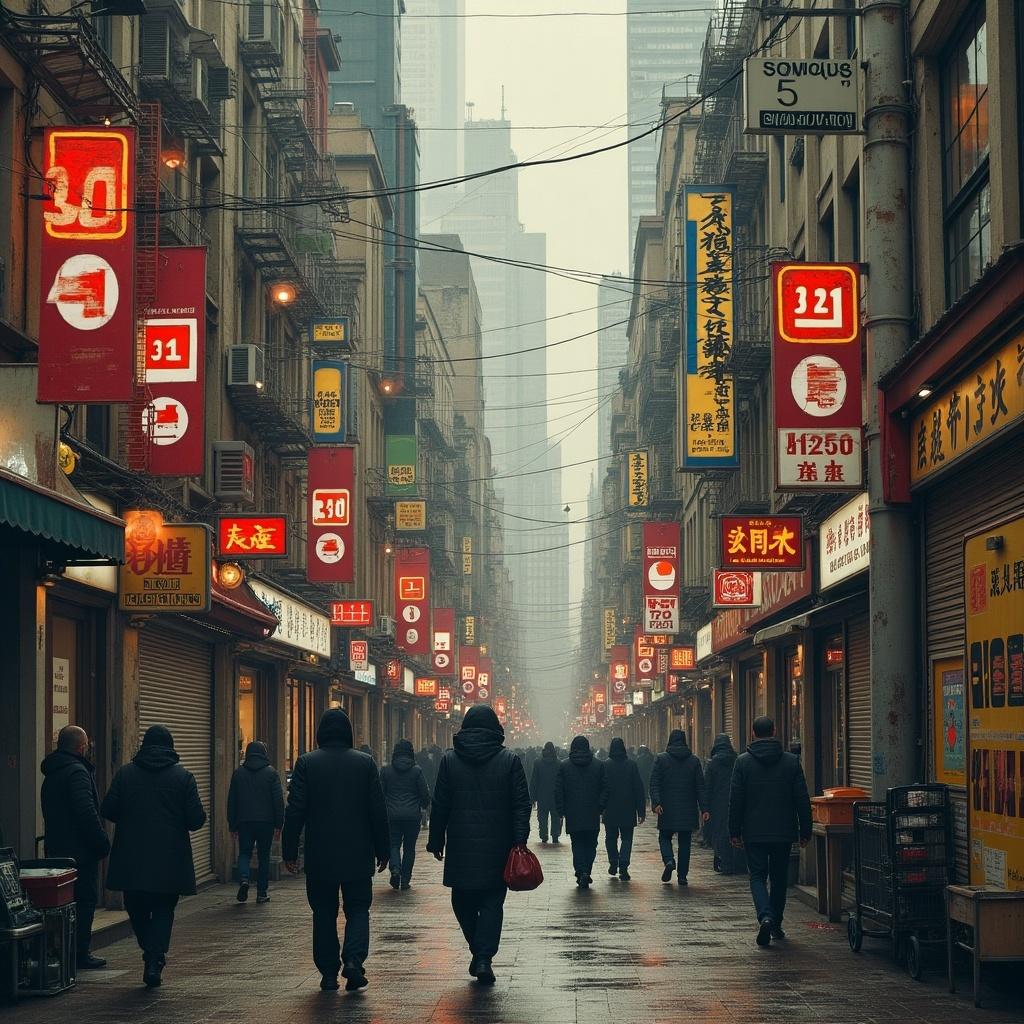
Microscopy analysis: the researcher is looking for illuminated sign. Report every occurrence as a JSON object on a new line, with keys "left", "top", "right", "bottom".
{"left": 119, "top": 511, "right": 210, "bottom": 612}
{"left": 331, "top": 600, "right": 374, "bottom": 627}
{"left": 216, "top": 515, "right": 288, "bottom": 559}
{"left": 720, "top": 515, "right": 804, "bottom": 570}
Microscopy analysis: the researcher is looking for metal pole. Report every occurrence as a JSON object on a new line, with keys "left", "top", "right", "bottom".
{"left": 862, "top": 0, "right": 917, "bottom": 797}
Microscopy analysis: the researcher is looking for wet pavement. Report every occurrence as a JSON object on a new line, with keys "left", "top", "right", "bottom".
{"left": 10, "top": 824, "right": 1022, "bottom": 1023}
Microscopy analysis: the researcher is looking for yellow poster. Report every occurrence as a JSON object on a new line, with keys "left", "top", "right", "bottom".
{"left": 312, "top": 364, "right": 343, "bottom": 437}
{"left": 395, "top": 500, "right": 426, "bottom": 531}
{"left": 627, "top": 450, "right": 649, "bottom": 507}
{"left": 965, "top": 514, "right": 1024, "bottom": 889}
{"left": 603, "top": 608, "right": 617, "bottom": 652}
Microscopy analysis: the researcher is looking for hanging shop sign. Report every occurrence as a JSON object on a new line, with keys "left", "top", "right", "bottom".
{"left": 682, "top": 186, "right": 737, "bottom": 470}
{"left": 216, "top": 514, "right": 288, "bottom": 560}
{"left": 141, "top": 247, "right": 206, "bottom": 475}
{"left": 307, "top": 446, "right": 355, "bottom": 583}
{"left": 612, "top": 703, "right": 627, "bottom": 718}
{"left": 395, "top": 500, "right": 427, "bottom": 531}
{"left": 331, "top": 599, "right": 374, "bottom": 628}
{"left": 248, "top": 578, "right": 331, "bottom": 657}
{"left": 434, "top": 696, "right": 452, "bottom": 714}
{"left": 385, "top": 435, "right": 417, "bottom": 495}
{"left": 311, "top": 359, "right": 347, "bottom": 443}
{"left": 349, "top": 639, "right": 370, "bottom": 673}
{"left": 965, "top": 514, "right": 1024, "bottom": 890}
{"left": 119, "top": 511, "right": 211, "bottom": 612}
{"left": 463, "top": 614, "right": 476, "bottom": 644}
{"left": 772, "top": 262, "right": 863, "bottom": 489}
{"left": 696, "top": 623, "right": 713, "bottom": 662}
{"left": 743, "top": 57, "right": 859, "bottom": 135}
{"left": 819, "top": 491, "right": 870, "bottom": 589}
{"left": 713, "top": 569, "right": 763, "bottom": 608}
{"left": 311, "top": 316, "right": 351, "bottom": 351}
{"left": 642, "top": 521, "right": 680, "bottom": 633}
{"left": 911, "top": 329, "right": 1024, "bottom": 487}
{"left": 627, "top": 450, "right": 650, "bottom": 507}
{"left": 720, "top": 514, "right": 804, "bottom": 570}
{"left": 478, "top": 657, "right": 492, "bottom": 702}
{"left": 414, "top": 677, "right": 439, "bottom": 698}
{"left": 634, "top": 629, "right": 656, "bottom": 686}
{"left": 609, "top": 645, "right": 630, "bottom": 693}
{"left": 394, "top": 546, "right": 431, "bottom": 655}
{"left": 462, "top": 535, "right": 473, "bottom": 575}
{"left": 669, "top": 646, "right": 697, "bottom": 671}
{"left": 603, "top": 608, "right": 617, "bottom": 652}
{"left": 592, "top": 685, "right": 607, "bottom": 706}
{"left": 459, "top": 645, "right": 479, "bottom": 703}
{"left": 384, "top": 659, "right": 402, "bottom": 689}
{"left": 432, "top": 607, "right": 456, "bottom": 676}
{"left": 632, "top": 690, "right": 646, "bottom": 706}
{"left": 38, "top": 127, "right": 136, "bottom": 403}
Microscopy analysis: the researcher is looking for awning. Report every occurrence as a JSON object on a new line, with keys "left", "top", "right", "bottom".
{"left": 209, "top": 577, "right": 280, "bottom": 640}
{"left": 0, "top": 467, "right": 124, "bottom": 563}
{"left": 752, "top": 596, "right": 862, "bottom": 646}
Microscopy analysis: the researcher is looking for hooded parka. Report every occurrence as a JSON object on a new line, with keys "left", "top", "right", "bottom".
{"left": 704, "top": 734, "right": 738, "bottom": 843}
{"left": 40, "top": 749, "right": 111, "bottom": 866}
{"left": 601, "top": 738, "right": 646, "bottom": 828}
{"left": 728, "top": 737, "right": 812, "bottom": 844}
{"left": 381, "top": 739, "right": 431, "bottom": 821}
{"left": 227, "top": 741, "right": 285, "bottom": 832}
{"left": 649, "top": 730, "right": 707, "bottom": 833}
{"left": 636, "top": 745, "right": 655, "bottom": 796}
{"left": 529, "top": 742, "right": 560, "bottom": 805}
{"left": 555, "top": 736, "right": 608, "bottom": 833}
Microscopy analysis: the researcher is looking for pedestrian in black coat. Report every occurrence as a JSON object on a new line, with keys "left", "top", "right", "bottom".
{"left": 427, "top": 705, "right": 530, "bottom": 985}
{"left": 555, "top": 736, "right": 608, "bottom": 888}
{"left": 101, "top": 724, "right": 206, "bottom": 988}
{"left": 282, "top": 708, "right": 389, "bottom": 992}
{"left": 729, "top": 716, "right": 812, "bottom": 946}
{"left": 602, "top": 737, "right": 646, "bottom": 880}
{"left": 380, "top": 739, "right": 430, "bottom": 889}
{"left": 227, "top": 741, "right": 284, "bottom": 904}
{"left": 529, "top": 741, "right": 563, "bottom": 842}
{"left": 705, "top": 734, "right": 744, "bottom": 875}
{"left": 636, "top": 745, "right": 655, "bottom": 799}
{"left": 40, "top": 726, "right": 111, "bottom": 969}
{"left": 649, "top": 729, "right": 708, "bottom": 885}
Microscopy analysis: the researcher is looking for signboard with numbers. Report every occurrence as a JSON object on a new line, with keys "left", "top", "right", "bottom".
{"left": 772, "top": 262, "right": 863, "bottom": 489}
{"left": 744, "top": 57, "right": 859, "bottom": 135}
{"left": 394, "top": 546, "right": 430, "bottom": 655}
{"left": 642, "top": 521, "right": 680, "bottom": 633}
{"left": 217, "top": 514, "right": 288, "bottom": 559}
{"left": 720, "top": 515, "right": 804, "bottom": 570}
{"left": 307, "top": 447, "right": 355, "bottom": 583}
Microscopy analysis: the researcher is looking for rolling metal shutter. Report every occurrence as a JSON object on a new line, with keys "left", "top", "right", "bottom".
{"left": 846, "top": 614, "right": 871, "bottom": 791}
{"left": 722, "top": 675, "right": 735, "bottom": 740}
{"left": 138, "top": 626, "right": 214, "bottom": 885}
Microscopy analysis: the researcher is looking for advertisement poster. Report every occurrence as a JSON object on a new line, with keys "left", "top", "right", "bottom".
{"left": 642, "top": 521, "right": 680, "bottom": 633}
{"left": 311, "top": 359, "right": 347, "bottom": 443}
{"left": 432, "top": 607, "right": 456, "bottom": 677}
{"left": 933, "top": 657, "right": 966, "bottom": 787}
{"left": 627, "top": 450, "right": 649, "bottom": 507}
{"left": 966, "top": 515, "right": 1024, "bottom": 889}
{"left": 307, "top": 446, "right": 355, "bottom": 583}
{"left": 386, "top": 435, "right": 417, "bottom": 495}
{"left": 394, "top": 546, "right": 431, "bottom": 655}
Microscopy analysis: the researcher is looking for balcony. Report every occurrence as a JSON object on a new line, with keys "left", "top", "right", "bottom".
{"left": 236, "top": 207, "right": 301, "bottom": 275}
{"left": 239, "top": 0, "right": 285, "bottom": 88}
{"left": 159, "top": 185, "right": 211, "bottom": 249}
{"left": 226, "top": 350, "right": 311, "bottom": 459}
{"left": 261, "top": 84, "right": 316, "bottom": 173}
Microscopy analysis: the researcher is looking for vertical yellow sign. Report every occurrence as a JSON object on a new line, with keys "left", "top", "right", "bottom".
{"left": 627, "top": 450, "right": 649, "bottom": 507}
{"left": 603, "top": 608, "right": 617, "bottom": 652}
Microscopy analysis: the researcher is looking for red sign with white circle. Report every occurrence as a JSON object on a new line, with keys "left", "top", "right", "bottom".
{"left": 395, "top": 547, "right": 431, "bottom": 655}
{"left": 307, "top": 447, "right": 355, "bottom": 583}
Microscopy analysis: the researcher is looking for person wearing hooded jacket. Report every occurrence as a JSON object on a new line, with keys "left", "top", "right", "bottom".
{"left": 101, "top": 725, "right": 206, "bottom": 988}
{"left": 40, "top": 725, "right": 111, "bottom": 969}
{"left": 705, "top": 733, "right": 743, "bottom": 875}
{"left": 729, "top": 715, "right": 812, "bottom": 946}
{"left": 427, "top": 705, "right": 530, "bottom": 985}
{"left": 602, "top": 737, "right": 646, "bottom": 880}
{"left": 529, "top": 741, "right": 563, "bottom": 843}
{"left": 649, "top": 729, "right": 708, "bottom": 885}
{"left": 227, "top": 740, "right": 284, "bottom": 904}
{"left": 555, "top": 736, "right": 608, "bottom": 888}
{"left": 636, "top": 745, "right": 655, "bottom": 799}
{"left": 380, "top": 739, "right": 430, "bottom": 889}
{"left": 282, "top": 708, "right": 389, "bottom": 992}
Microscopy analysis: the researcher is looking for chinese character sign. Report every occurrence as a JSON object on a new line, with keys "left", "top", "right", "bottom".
{"left": 395, "top": 500, "right": 427, "bottom": 531}
{"left": 669, "top": 646, "right": 697, "bottom": 671}
{"left": 349, "top": 640, "right": 370, "bottom": 672}
{"left": 307, "top": 446, "right": 355, "bottom": 583}
{"left": 772, "top": 262, "right": 863, "bottom": 489}
{"left": 414, "top": 677, "right": 439, "bottom": 698}
{"left": 386, "top": 435, "right": 417, "bottom": 495}
{"left": 603, "top": 608, "right": 617, "bottom": 652}
{"left": 119, "top": 512, "right": 211, "bottom": 612}
{"left": 217, "top": 515, "right": 288, "bottom": 559}
{"left": 39, "top": 127, "right": 136, "bottom": 403}
{"left": 331, "top": 600, "right": 374, "bottom": 627}
{"left": 712, "top": 570, "right": 763, "bottom": 607}
{"left": 432, "top": 607, "right": 456, "bottom": 676}
{"left": 609, "top": 645, "right": 630, "bottom": 695}
{"left": 720, "top": 515, "right": 804, "bottom": 570}
{"left": 634, "top": 629, "right": 656, "bottom": 685}
{"left": 627, "top": 450, "right": 649, "bottom": 507}
{"left": 394, "top": 546, "right": 431, "bottom": 655}
{"left": 478, "top": 657, "right": 493, "bottom": 701}
{"left": 462, "top": 535, "right": 473, "bottom": 575}
{"left": 311, "top": 360, "right": 347, "bottom": 443}
{"left": 819, "top": 492, "right": 870, "bottom": 589}
{"left": 642, "top": 521, "right": 680, "bottom": 633}
{"left": 682, "top": 187, "right": 737, "bottom": 469}
{"left": 459, "top": 645, "right": 479, "bottom": 703}
{"left": 464, "top": 615, "right": 476, "bottom": 645}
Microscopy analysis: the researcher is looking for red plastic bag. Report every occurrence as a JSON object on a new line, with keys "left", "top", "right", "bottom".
{"left": 503, "top": 844, "right": 543, "bottom": 891}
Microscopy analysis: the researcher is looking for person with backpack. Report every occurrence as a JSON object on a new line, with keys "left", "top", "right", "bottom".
{"left": 649, "top": 729, "right": 708, "bottom": 886}
{"left": 227, "top": 741, "right": 285, "bottom": 904}
{"left": 380, "top": 739, "right": 430, "bottom": 889}
{"left": 601, "top": 737, "right": 646, "bottom": 880}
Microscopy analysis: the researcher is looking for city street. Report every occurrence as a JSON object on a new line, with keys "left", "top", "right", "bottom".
{"left": 13, "top": 828, "right": 1021, "bottom": 1024}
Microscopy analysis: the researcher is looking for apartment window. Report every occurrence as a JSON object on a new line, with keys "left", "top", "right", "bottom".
{"left": 941, "top": 4, "right": 990, "bottom": 302}
{"left": 820, "top": 204, "right": 836, "bottom": 262}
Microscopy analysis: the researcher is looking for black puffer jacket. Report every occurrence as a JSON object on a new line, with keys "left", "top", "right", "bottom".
{"left": 427, "top": 706, "right": 531, "bottom": 889}
{"left": 40, "top": 749, "right": 110, "bottom": 866}
{"left": 381, "top": 740, "right": 431, "bottom": 821}
{"left": 555, "top": 736, "right": 608, "bottom": 833}
{"left": 601, "top": 738, "right": 646, "bottom": 829}
{"left": 729, "top": 737, "right": 812, "bottom": 844}
{"left": 704, "top": 734, "right": 738, "bottom": 844}
{"left": 101, "top": 726, "right": 206, "bottom": 895}
{"left": 636, "top": 746, "right": 655, "bottom": 796}
{"left": 649, "top": 730, "right": 707, "bottom": 832}
{"left": 529, "top": 742, "right": 560, "bottom": 806}
{"left": 227, "top": 742, "right": 285, "bottom": 831}
{"left": 281, "top": 709, "right": 389, "bottom": 881}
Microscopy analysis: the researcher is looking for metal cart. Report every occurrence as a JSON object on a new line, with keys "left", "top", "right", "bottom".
{"left": 847, "top": 785, "right": 952, "bottom": 980}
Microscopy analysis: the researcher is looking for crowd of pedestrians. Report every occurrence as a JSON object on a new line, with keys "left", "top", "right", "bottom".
{"left": 38, "top": 707, "right": 811, "bottom": 993}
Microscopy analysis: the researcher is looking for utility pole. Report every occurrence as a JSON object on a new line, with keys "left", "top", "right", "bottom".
{"left": 862, "top": 0, "right": 917, "bottom": 797}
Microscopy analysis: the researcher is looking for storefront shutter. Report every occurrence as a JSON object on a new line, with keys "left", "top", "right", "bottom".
{"left": 138, "top": 626, "right": 215, "bottom": 885}
{"left": 846, "top": 614, "right": 871, "bottom": 791}
{"left": 722, "top": 675, "right": 734, "bottom": 739}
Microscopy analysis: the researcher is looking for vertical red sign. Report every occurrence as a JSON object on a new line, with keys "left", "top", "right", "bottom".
{"left": 633, "top": 627, "right": 656, "bottom": 684}
{"left": 459, "top": 645, "right": 479, "bottom": 703}
{"left": 394, "top": 547, "right": 431, "bottom": 655}
{"left": 38, "top": 127, "right": 136, "bottom": 402}
{"left": 432, "top": 607, "right": 456, "bottom": 677}
{"left": 307, "top": 447, "right": 355, "bottom": 583}
{"left": 609, "top": 644, "right": 630, "bottom": 699}
{"left": 477, "top": 656, "right": 493, "bottom": 702}
{"left": 642, "top": 521, "right": 680, "bottom": 634}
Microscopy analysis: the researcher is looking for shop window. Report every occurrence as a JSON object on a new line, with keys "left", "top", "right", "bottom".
{"left": 785, "top": 645, "right": 805, "bottom": 754}
{"left": 239, "top": 672, "right": 255, "bottom": 761}
{"left": 823, "top": 635, "right": 847, "bottom": 788}
{"left": 303, "top": 682, "right": 316, "bottom": 752}
{"left": 286, "top": 678, "right": 299, "bottom": 770}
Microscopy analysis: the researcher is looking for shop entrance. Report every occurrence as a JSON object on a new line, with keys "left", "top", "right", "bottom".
{"left": 45, "top": 600, "right": 103, "bottom": 757}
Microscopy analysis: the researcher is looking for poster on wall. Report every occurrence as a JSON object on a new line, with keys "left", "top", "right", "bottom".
{"left": 933, "top": 657, "right": 966, "bottom": 788}
{"left": 965, "top": 514, "right": 1024, "bottom": 890}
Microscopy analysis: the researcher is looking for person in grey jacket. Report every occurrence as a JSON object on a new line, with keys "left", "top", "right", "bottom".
{"left": 380, "top": 739, "right": 430, "bottom": 889}
{"left": 602, "top": 738, "right": 645, "bottom": 880}
{"left": 228, "top": 741, "right": 285, "bottom": 904}
{"left": 649, "top": 729, "right": 708, "bottom": 885}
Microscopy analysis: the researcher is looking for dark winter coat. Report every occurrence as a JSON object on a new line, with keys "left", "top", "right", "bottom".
{"left": 227, "top": 742, "right": 284, "bottom": 832}
{"left": 529, "top": 743, "right": 560, "bottom": 806}
{"left": 555, "top": 736, "right": 608, "bottom": 833}
{"left": 40, "top": 750, "right": 110, "bottom": 867}
{"left": 704, "top": 734, "right": 737, "bottom": 845}
{"left": 602, "top": 738, "right": 646, "bottom": 829}
{"left": 729, "top": 737, "right": 812, "bottom": 844}
{"left": 281, "top": 709, "right": 389, "bottom": 881}
{"left": 381, "top": 740, "right": 431, "bottom": 821}
{"left": 427, "top": 705, "right": 531, "bottom": 890}
{"left": 101, "top": 726, "right": 206, "bottom": 895}
{"left": 636, "top": 746, "right": 655, "bottom": 796}
{"left": 649, "top": 731, "right": 707, "bottom": 833}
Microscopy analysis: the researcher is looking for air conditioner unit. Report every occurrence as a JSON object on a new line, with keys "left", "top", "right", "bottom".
{"left": 140, "top": 16, "right": 174, "bottom": 78}
{"left": 208, "top": 66, "right": 237, "bottom": 103}
{"left": 226, "top": 345, "right": 264, "bottom": 388}
{"left": 212, "top": 441, "right": 255, "bottom": 504}
{"left": 245, "top": 0, "right": 282, "bottom": 50}
{"left": 376, "top": 615, "right": 396, "bottom": 639}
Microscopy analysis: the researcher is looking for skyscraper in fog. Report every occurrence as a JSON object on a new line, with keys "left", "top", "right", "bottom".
{"left": 597, "top": 274, "right": 630, "bottom": 456}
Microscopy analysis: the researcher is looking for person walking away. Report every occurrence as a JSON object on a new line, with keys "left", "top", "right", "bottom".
{"left": 40, "top": 725, "right": 111, "bottom": 969}
{"left": 729, "top": 715, "right": 812, "bottom": 946}
{"left": 427, "top": 705, "right": 530, "bottom": 985}
{"left": 636, "top": 745, "right": 655, "bottom": 800}
{"left": 529, "top": 741, "right": 562, "bottom": 843}
{"left": 705, "top": 734, "right": 743, "bottom": 874}
{"left": 380, "top": 739, "right": 430, "bottom": 889}
{"left": 602, "top": 737, "right": 645, "bottom": 880}
{"left": 227, "top": 740, "right": 284, "bottom": 904}
{"left": 101, "top": 725, "right": 206, "bottom": 988}
{"left": 649, "top": 729, "right": 708, "bottom": 885}
{"left": 555, "top": 736, "right": 607, "bottom": 889}
{"left": 282, "top": 708, "right": 389, "bottom": 991}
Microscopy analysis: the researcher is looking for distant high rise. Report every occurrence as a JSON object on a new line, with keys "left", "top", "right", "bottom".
{"left": 597, "top": 274, "right": 630, "bottom": 456}
{"left": 627, "top": 0, "right": 709, "bottom": 254}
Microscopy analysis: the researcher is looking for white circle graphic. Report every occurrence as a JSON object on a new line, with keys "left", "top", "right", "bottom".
{"left": 647, "top": 559, "right": 676, "bottom": 591}
{"left": 315, "top": 533, "right": 345, "bottom": 563}
{"left": 142, "top": 398, "right": 189, "bottom": 446}
{"left": 47, "top": 253, "right": 119, "bottom": 330}
{"left": 790, "top": 356, "right": 847, "bottom": 417}
{"left": 402, "top": 605, "right": 422, "bottom": 624}
{"left": 405, "top": 627, "right": 420, "bottom": 645}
